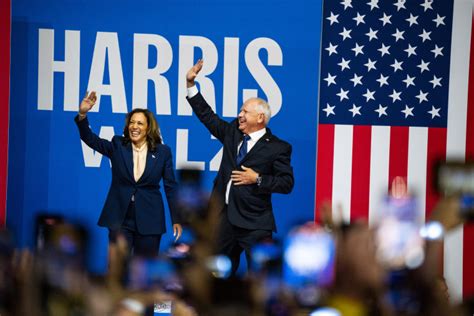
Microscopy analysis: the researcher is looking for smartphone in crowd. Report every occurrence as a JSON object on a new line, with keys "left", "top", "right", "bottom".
{"left": 127, "top": 257, "right": 180, "bottom": 315}
{"left": 127, "top": 256, "right": 182, "bottom": 293}
{"left": 374, "top": 195, "right": 425, "bottom": 269}
{"left": 282, "top": 224, "right": 336, "bottom": 289}
{"left": 435, "top": 160, "right": 474, "bottom": 220}
{"left": 35, "top": 214, "right": 88, "bottom": 260}
{"left": 176, "top": 168, "right": 209, "bottom": 222}
{"left": 250, "top": 239, "right": 282, "bottom": 276}
{"left": 35, "top": 214, "right": 65, "bottom": 250}
{"left": 35, "top": 214, "right": 89, "bottom": 298}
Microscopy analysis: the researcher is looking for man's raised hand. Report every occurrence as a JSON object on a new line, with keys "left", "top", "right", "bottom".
{"left": 186, "top": 59, "right": 203, "bottom": 88}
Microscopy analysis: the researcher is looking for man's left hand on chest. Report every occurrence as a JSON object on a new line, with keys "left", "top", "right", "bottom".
{"left": 231, "top": 165, "right": 259, "bottom": 186}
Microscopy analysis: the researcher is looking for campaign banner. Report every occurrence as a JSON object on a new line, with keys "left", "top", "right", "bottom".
{"left": 8, "top": 0, "right": 322, "bottom": 273}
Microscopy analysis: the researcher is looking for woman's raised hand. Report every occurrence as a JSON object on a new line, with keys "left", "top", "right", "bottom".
{"left": 79, "top": 91, "right": 97, "bottom": 115}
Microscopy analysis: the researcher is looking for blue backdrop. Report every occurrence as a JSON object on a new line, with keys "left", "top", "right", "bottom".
{"left": 8, "top": 0, "right": 322, "bottom": 273}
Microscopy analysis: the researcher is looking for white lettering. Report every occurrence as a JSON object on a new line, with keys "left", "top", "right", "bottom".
{"left": 87, "top": 32, "right": 127, "bottom": 113}
{"left": 178, "top": 36, "right": 218, "bottom": 115}
{"left": 37, "top": 29, "right": 80, "bottom": 111}
{"left": 209, "top": 135, "right": 223, "bottom": 171}
{"left": 244, "top": 37, "right": 283, "bottom": 116}
{"left": 222, "top": 37, "right": 240, "bottom": 117}
{"left": 175, "top": 129, "right": 205, "bottom": 170}
{"left": 132, "top": 34, "right": 173, "bottom": 114}
{"left": 37, "top": 30, "right": 284, "bottom": 119}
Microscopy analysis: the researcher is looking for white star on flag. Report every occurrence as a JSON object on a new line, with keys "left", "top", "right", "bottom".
{"left": 363, "top": 89, "right": 376, "bottom": 101}
{"left": 336, "top": 88, "right": 349, "bottom": 101}
{"left": 420, "top": 0, "right": 434, "bottom": 12}
{"left": 404, "top": 44, "right": 417, "bottom": 57}
{"left": 403, "top": 74, "right": 416, "bottom": 87}
{"left": 365, "top": 28, "right": 378, "bottom": 41}
{"left": 391, "top": 59, "right": 404, "bottom": 72}
{"left": 417, "top": 60, "right": 430, "bottom": 73}
{"left": 433, "top": 14, "right": 445, "bottom": 27}
{"left": 430, "top": 75, "right": 442, "bottom": 88}
{"left": 401, "top": 105, "right": 414, "bottom": 118}
{"left": 428, "top": 106, "right": 441, "bottom": 118}
{"left": 394, "top": 0, "right": 407, "bottom": 11}
{"left": 375, "top": 104, "right": 388, "bottom": 117}
{"left": 327, "top": 12, "right": 340, "bottom": 25}
{"left": 350, "top": 73, "right": 363, "bottom": 86}
{"left": 406, "top": 13, "right": 419, "bottom": 26}
{"left": 389, "top": 89, "right": 402, "bottom": 102}
{"left": 431, "top": 45, "right": 444, "bottom": 58}
{"left": 379, "top": 13, "right": 392, "bottom": 25}
{"left": 341, "top": 0, "right": 353, "bottom": 10}
{"left": 376, "top": 74, "right": 389, "bottom": 87}
{"left": 392, "top": 28, "right": 405, "bottom": 41}
{"left": 352, "top": 43, "right": 364, "bottom": 56}
{"left": 378, "top": 43, "right": 391, "bottom": 56}
{"left": 340, "top": 27, "right": 352, "bottom": 40}
{"left": 415, "top": 90, "right": 429, "bottom": 103}
{"left": 367, "top": 0, "right": 379, "bottom": 11}
{"left": 353, "top": 12, "right": 366, "bottom": 25}
{"left": 323, "top": 103, "right": 336, "bottom": 116}
{"left": 324, "top": 73, "right": 337, "bottom": 86}
{"left": 349, "top": 104, "right": 362, "bottom": 116}
{"left": 338, "top": 58, "right": 351, "bottom": 71}
{"left": 326, "top": 43, "right": 338, "bottom": 55}
{"left": 364, "top": 58, "right": 377, "bottom": 71}
{"left": 419, "top": 29, "right": 432, "bottom": 42}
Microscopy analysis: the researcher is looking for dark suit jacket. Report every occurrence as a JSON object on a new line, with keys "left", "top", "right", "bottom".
{"left": 187, "top": 92, "right": 294, "bottom": 232}
{"left": 75, "top": 115, "right": 179, "bottom": 235}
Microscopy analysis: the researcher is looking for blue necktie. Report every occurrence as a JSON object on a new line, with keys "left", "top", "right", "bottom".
{"left": 236, "top": 135, "right": 250, "bottom": 165}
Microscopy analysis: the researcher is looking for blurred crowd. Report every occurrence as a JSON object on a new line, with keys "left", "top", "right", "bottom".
{"left": 0, "top": 174, "right": 473, "bottom": 316}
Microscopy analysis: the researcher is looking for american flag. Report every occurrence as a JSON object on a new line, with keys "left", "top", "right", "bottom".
{"left": 315, "top": 0, "right": 474, "bottom": 301}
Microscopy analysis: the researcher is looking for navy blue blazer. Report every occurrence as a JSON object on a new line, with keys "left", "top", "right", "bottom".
{"left": 75, "top": 115, "right": 179, "bottom": 235}
{"left": 187, "top": 92, "right": 294, "bottom": 232}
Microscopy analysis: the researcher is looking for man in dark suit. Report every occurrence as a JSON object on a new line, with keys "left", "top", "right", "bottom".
{"left": 186, "top": 60, "right": 294, "bottom": 274}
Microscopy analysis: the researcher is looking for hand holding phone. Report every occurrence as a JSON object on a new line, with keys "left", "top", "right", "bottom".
{"left": 374, "top": 195, "right": 425, "bottom": 269}
{"left": 435, "top": 161, "right": 474, "bottom": 221}
{"left": 127, "top": 257, "right": 181, "bottom": 293}
{"left": 282, "top": 223, "right": 336, "bottom": 289}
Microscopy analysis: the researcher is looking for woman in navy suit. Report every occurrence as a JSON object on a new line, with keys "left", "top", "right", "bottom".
{"left": 75, "top": 91, "right": 182, "bottom": 257}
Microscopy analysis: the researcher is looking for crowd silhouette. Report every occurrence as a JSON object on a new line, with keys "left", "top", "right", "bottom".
{"left": 0, "top": 174, "right": 473, "bottom": 316}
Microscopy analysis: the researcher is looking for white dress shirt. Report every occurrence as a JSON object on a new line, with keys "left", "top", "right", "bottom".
{"left": 187, "top": 85, "right": 266, "bottom": 204}
{"left": 225, "top": 128, "right": 266, "bottom": 204}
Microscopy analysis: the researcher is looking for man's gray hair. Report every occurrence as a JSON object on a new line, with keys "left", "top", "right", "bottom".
{"left": 254, "top": 98, "right": 272, "bottom": 125}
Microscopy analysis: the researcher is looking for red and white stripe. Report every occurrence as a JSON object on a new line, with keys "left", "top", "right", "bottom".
{"left": 0, "top": 0, "right": 11, "bottom": 228}
{"left": 315, "top": 0, "right": 474, "bottom": 301}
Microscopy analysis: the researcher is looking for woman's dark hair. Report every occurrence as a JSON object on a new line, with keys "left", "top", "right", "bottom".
{"left": 122, "top": 108, "right": 162, "bottom": 151}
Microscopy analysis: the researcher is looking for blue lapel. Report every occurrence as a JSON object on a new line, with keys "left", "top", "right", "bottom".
{"left": 120, "top": 142, "right": 160, "bottom": 183}
{"left": 137, "top": 146, "right": 160, "bottom": 184}
{"left": 233, "top": 133, "right": 244, "bottom": 166}
{"left": 239, "top": 129, "right": 272, "bottom": 166}
{"left": 121, "top": 142, "right": 134, "bottom": 180}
